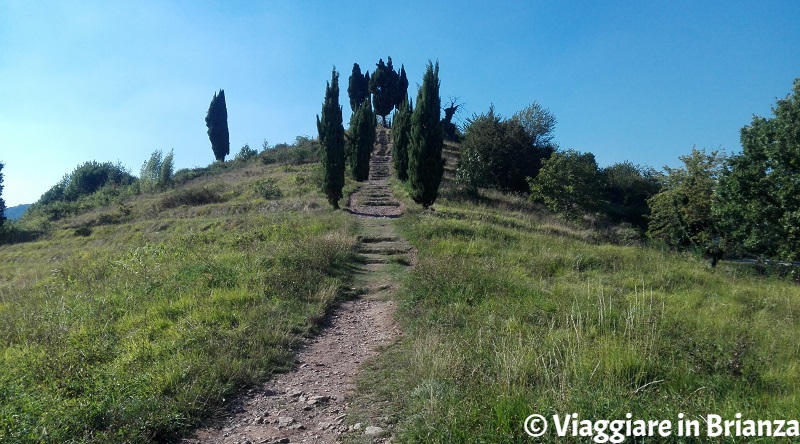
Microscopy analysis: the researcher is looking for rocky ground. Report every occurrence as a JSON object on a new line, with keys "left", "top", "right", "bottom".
{"left": 183, "top": 128, "right": 411, "bottom": 444}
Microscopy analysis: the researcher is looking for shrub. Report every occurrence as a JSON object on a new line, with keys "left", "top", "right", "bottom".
{"left": 260, "top": 136, "right": 321, "bottom": 166}
{"left": 457, "top": 106, "right": 554, "bottom": 193}
{"left": 234, "top": 144, "right": 258, "bottom": 162}
{"left": 62, "top": 161, "right": 135, "bottom": 201}
{"left": 529, "top": 149, "right": 603, "bottom": 219}
{"left": 254, "top": 178, "right": 283, "bottom": 200}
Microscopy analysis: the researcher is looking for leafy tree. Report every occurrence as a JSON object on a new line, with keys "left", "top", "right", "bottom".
{"left": 528, "top": 149, "right": 603, "bottom": 219}
{"left": 716, "top": 78, "right": 800, "bottom": 261}
{"left": 457, "top": 106, "right": 553, "bottom": 193}
{"left": 392, "top": 97, "right": 413, "bottom": 181}
{"left": 0, "top": 162, "right": 5, "bottom": 227}
{"left": 408, "top": 61, "right": 445, "bottom": 208}
{"left": 140, "top": 150, "right": 174, "bottom": 192}
{"left": 601, "top": 162, "right": 661, "bottom": 228}
{"left": 511, "top": 102, "right": 558, "bottom": 149}
{"left": 316, "top": 68, "right": 346, "bottom": 209}
{"left": 205, "top": 89, "right": 230, "bottom": 162}
{"left": 646, "top": 148, "right": 724, "bottom": 251}
{"left": 370, "top": 57, "right": 397, "bottom": 126}
{"left": 346, "top": 98, "right": 376, "bottom": 181}
{"left": 347, "top": 63, "right": 370, "bottom": 112}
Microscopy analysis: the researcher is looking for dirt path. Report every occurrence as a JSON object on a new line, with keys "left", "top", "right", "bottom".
{"left": 183, "top": 128, "right": 411, "bottom": 444}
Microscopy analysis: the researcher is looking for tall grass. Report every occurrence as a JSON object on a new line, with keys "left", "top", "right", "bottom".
{"left": 0, "top": 160, "right": 357, "bottom": 442}
{"left": 359, "top": 185, "right": 800, "bottom": 443}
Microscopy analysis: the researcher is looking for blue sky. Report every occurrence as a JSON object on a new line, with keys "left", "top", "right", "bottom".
{"left": 1, "top": 0, "right": 798, "bottom": 206}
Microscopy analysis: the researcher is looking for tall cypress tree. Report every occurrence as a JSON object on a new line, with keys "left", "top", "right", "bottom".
{"left": 316, "top": 68, "right": 346, "bottom": 209}
{"left": 347, "top": 63, "right": 370, "bottom": 112}
{"left": 347, "top": 99, "right": 376, "bottom": 181}
{"left": 392, "top": 97, "right": 413, "bottom": 181}
{"left": 408, "top": 61, "right": 445, "bottom": 208}
{"left": 395, "top": 65, "right": 409, "bottom": 110}
{"left": 205, "top": 89, "right": 230, "bottom": 162}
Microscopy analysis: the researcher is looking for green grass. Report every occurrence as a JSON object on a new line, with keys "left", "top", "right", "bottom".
{"left": 0, "top": 159, "right": 358, "bottom": 442}
{"left": 355, "top": 184, "right": 800, "bottom": 443}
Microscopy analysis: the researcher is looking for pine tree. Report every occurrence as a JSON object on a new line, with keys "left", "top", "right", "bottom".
{"left": 408, "top": 61, "right": 445, "bottom": 208}
{"left": 316, "top": 68, "right": 346, "bottom": 209}
{"left": 392, "top": 97, "right": 413, "bottom": 181}
{"left": 347, "top": 63, "right": 370, "bottom": 112}
{"left": 347, "top": 99, "right": 376, "bottom": 181}
{"left": 205, "top": 89, "right": 230, "bottom": 162}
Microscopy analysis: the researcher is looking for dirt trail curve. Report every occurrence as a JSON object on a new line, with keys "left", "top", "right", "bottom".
{"left": 184, "top": 128, "right": 411, "bottom": 444}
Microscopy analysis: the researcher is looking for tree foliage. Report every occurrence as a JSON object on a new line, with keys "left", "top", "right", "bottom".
{"left": 601, "top": 161, "right": 661, "bottom": 228}
{"left": 392, "top": 98, "right": 413, "bottom": 182}
{"left": 347, "top": 63, "right": 370, "bottom": 112}
{"left": 716, "top": 78, "right": 800, "bottom": 261}
{"left": 205, "top": 89, "right": 230, "bottom": 162}
{"left": 528, "top": 149, "right": 603, "bottom": 219}
{"left": 369, "top": 57, "right": 406, "bottom": 125}
{"left": 346, "top": 98, "right": 376, "bottom": 182}
{"left": 646, "top": 148, "right": 724, "bottom": 251}
{"left": 140, "top": 150, "right": 174, "bottom": 192}
{"left": 395, "top": 65, "right": 409, "bottom": 110}
{"left": 408, "top": 61, "right": 445, "bottom": 208}
{"left": 316, "top": 68, "right": 346, "bottom": 209}
{"left": 511, "top": 102, "right": 557, "bottom": 149}
{"left": 457, "top": 106, "right": 554, "bottom": 193}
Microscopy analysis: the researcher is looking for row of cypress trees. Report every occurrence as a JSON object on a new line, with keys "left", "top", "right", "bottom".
{"left": 317, "top": 61, "right": 444, "bottom": 209}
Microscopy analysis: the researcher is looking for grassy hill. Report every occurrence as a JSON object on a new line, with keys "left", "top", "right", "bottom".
{"left": 0, "top": 152, "right": 360, "bottom": 442}
{"left": 3, "top": 139, "right": 800, "bottom": 443}
{"left": 347, "top": 180, "right": 800, "bottom": 443}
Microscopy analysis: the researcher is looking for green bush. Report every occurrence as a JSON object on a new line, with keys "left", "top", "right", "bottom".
{"left": 254, "top": 178, "right": 283, "bottom": 200}
{"left": 260, "top": 136, "right": 321, "bottom": 166}
{"left": 234, "top": 144, "right": 258, "bottom": 162}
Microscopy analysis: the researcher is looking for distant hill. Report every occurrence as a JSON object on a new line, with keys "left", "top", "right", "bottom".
{"left": 5, "top": 204, "right": 31, "bottom": 220}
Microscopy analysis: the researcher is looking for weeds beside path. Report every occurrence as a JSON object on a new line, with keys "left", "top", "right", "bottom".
{"left": 185, "top": 128, "right": 412, "bottom": 444}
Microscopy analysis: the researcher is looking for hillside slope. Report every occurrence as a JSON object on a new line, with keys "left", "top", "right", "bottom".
{"left": 349, "top": 181, "right": 800, "bottom": 443}
{"left": 0, "top": 157, "right": 361, "bottom": 442}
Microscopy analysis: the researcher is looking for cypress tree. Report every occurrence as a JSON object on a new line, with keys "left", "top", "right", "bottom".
{"left": 392, "top": 97, "right": 413, "bottom": 181}
{"left": 316, "top": 68, "right": 346, "bottom": 209}
{"left": 205, "top": 89, "right": 230, "bottom": 162}
{"left": 408, "top": 61, "right": 445, "bottom": 208}
{"left": 347, "top": 99, "right": 376, "bottom": 181}
{"left": 395, "top": 65, "right": 409, "bottom": 110}
{"left": 347, "top": 63, "right": 370, "bottom": 112}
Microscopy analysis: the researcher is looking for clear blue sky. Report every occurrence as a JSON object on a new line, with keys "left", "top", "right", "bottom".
{"left": 1, "top": 0, "right": 798, "bottom": 206}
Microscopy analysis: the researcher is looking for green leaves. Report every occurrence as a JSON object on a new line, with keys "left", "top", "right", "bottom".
{"left": 716, "top": 78, "right": 800, "bottom": 261}
{"left": 529, "top": 149, "right": 603, "bottom": 219}
{"left": 646, "top": 148, "right": 724, "bottom": 250}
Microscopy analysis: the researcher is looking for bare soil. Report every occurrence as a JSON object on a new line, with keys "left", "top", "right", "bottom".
{"left": 183, "top": 128, "right": 411, "bottom": 444}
